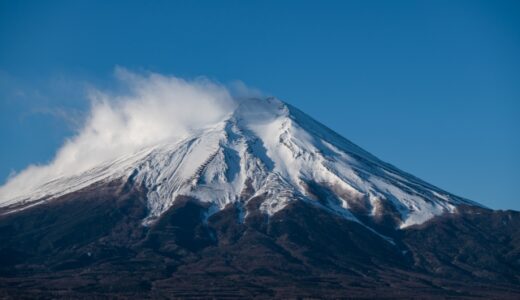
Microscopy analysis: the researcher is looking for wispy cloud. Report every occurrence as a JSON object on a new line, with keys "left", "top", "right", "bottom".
{"left": 0, "top": 68, "right": 260, "bottom": 201}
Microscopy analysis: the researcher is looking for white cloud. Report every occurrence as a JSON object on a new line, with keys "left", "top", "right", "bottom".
{"left": 0, "top": 69, "right": 253, "bottom": 202}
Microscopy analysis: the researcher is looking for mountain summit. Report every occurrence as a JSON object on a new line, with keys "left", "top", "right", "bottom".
{"left": 0, "top": 98, "right": 518, "bottom": 299}
{"left": 1, "top": 98, "right": 477, "bottom": 229}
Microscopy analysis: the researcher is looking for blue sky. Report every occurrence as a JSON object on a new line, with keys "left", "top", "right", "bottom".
{"left": 0, "top": 0, "right": 519, "bottom": 210}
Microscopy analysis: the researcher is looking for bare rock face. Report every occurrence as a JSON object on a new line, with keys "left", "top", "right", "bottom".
{"left": 0, "top": 98, "right": 518, "bottom": 298}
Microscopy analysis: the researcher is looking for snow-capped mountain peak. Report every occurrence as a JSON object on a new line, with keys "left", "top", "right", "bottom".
{"left": 0, "top": 98, "right": 478, "bottom": 228}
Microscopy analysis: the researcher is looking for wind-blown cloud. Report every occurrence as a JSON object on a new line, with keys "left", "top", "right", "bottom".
{"left": 0, "top": 68, "right": 249, "bottom": 202}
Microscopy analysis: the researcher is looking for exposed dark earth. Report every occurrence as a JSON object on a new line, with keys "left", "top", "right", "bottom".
{"left": 0, "top": 181, "right": 519, "bottom": 299}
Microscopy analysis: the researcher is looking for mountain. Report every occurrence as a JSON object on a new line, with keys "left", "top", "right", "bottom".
{"left": 0, "top": 98, "right": 519, "bottom": 299}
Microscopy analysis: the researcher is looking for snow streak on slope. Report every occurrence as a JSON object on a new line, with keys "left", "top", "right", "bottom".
{"left": 0, "top": 98, "right": 478, "bottom": 228}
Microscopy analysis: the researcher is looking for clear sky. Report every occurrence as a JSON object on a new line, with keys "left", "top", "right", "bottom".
{"left": 0, "top": 0, "right": 519, "bottom": 210}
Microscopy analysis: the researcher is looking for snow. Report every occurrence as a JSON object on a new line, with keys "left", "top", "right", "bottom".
{"left": 0, "top": 97, "right": 479, "bottom": 229}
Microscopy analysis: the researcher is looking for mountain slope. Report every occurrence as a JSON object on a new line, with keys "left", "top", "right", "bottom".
{"left": 0, "top": 181, "right": 518, "bottom": 299}
{"left": 0, "top": 98, "right": 518, "bottom": 299}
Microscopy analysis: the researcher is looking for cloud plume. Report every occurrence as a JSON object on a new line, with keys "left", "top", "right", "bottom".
{"left": 0, "top": 69, "right": 249, "bottom": 202}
